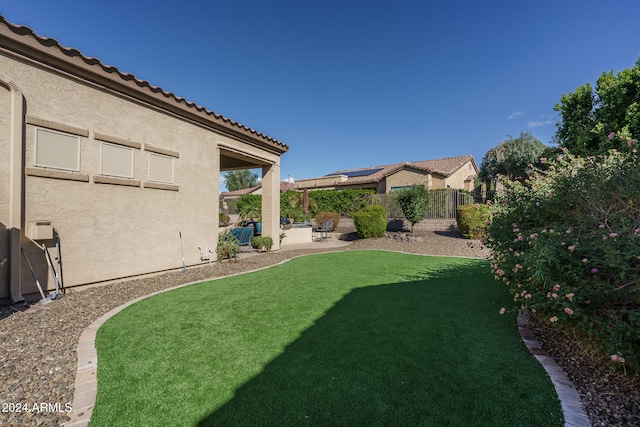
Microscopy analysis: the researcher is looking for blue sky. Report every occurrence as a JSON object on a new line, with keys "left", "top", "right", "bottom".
{"left": 3, "top": 1, "right": 639, "bottom": 190}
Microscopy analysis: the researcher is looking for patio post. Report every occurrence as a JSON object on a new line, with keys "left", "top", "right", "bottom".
{"left": 261, "top": 162, "right": 281, "bottom": 250}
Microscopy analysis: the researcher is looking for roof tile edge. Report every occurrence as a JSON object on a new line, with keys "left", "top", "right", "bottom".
{"left": 0, "top": 15, "right": 288, "bottom": 153}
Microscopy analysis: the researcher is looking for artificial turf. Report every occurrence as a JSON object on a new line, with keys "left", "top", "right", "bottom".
{"left": 91, "top": 250, "right": 563, "bottom": 426}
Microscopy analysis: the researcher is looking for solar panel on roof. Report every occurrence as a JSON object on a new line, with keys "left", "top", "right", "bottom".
{"left": 342, "top": 167, "right": 384, "bottom": 178}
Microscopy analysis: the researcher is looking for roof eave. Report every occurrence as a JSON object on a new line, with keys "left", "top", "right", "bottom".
{"left": 0, "top": 16, "right": 288, "bottom": 155}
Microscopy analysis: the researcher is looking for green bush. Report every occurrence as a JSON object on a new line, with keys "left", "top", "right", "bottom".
{"left": 251, "top": 236, "right": 273, "bottom": 252}
{"left": 394, "top": 185, "right": 430, "bottom": 230}
{"left": 456, "top": 204, "right": 491, "bottom": 239}
{"left": 237, "top": 194, "right": 262, "bottom": 221}
{"left": 219, "top": 212, "right": 230, "bottom": 225}
{"left": 308, "top": 189, "right": 374, "bottom": 217}
{"left": 216, "top": 231, "right": 240, "bottom": 262}
{"left": 353, "top": 205, "right": 387, "bottom": 238}
{"left": 314, "top": 211, "right": 340, "bottom": 231}
{"left": 280, "top": 190, "right": 315, "bottom": 222}
{"left": 485, "top": 134, "right": 640, "bottom": 372}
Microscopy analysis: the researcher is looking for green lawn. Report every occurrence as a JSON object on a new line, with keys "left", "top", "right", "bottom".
{"left": 91, "top": 251, "right": 562, "bottom": 426}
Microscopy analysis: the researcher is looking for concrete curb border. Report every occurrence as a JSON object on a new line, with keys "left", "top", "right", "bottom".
{"left": 517, "top": 312, "right": 592, "bottom": 427}
{"left": 65, "top": 256, "right": 305, "bottom": 427}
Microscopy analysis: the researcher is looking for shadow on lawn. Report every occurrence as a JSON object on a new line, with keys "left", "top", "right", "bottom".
{"left": 198, "top": 260, "right": 562, "bottom": 427}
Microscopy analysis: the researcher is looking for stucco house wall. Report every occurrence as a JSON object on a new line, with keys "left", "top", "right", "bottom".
{"left": 431, "top": 174, "right": 446, "bottom": 189}
{"left": 383, "top": 168, "right": 431, "bottom": 192}
{"left": 443, "top": 160, "right": 477, "bottom": 190}
{"left": 0, "top": 17, "right": 286, "bottom": 300}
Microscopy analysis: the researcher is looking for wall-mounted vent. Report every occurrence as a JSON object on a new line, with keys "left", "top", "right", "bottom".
{"left": 27, "top": 220, "right": 53, "bottom": 240}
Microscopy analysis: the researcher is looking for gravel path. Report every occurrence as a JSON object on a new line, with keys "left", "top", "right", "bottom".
{"left": 0, "top": 232, "right": 637, "bottom": 426}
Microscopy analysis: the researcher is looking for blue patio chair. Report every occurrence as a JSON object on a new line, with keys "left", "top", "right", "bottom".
{"left": 237, "top": 227, "right": 254, "bottom": 252}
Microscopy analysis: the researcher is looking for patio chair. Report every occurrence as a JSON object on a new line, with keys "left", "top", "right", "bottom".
{"left": 237, "top": 226, "right": 254, "bottom": 252}
{"left": 229, "top": 227, "right": 243, "bottom": 241}
{"left": 227, "top": 227, "right": 253, "bottom": 252}
{"left": 314, "top": 220, "right": 333, "bottom": 242}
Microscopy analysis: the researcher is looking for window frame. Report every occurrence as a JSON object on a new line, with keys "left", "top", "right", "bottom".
{"left": 34, "top": 127, "right": 81, "bottom": 172}
{"left": 100, "top": 141, "right": 135, "bottom": 179}
{"left": 148, "top": 152, "right": 175, "bottom": 184}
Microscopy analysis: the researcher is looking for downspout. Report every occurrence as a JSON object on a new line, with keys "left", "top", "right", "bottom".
{"left": 1, "top": 72, "right": 25, "bottom": 303}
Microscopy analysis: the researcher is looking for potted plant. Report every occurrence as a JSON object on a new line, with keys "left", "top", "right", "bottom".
{"left": 216, "top": 231, "right": 240, "bottom": 262}
{"left": 237, "top": 196, "right": 262, "bottom": 234}
{"left": 251, "top": 236, "right": 273, "bottom": 252}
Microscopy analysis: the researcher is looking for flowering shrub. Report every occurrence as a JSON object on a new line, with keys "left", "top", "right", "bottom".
{"left": 486, "top": 133, "right": 640, "bottom": 371}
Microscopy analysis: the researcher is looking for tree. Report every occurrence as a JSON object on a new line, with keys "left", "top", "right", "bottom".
{"left": 554, "top": 57, "right": 640, "bottom": 156}
{"left": 394, "top": 185, "right": 430, "bottom": 232}
{"left": 224, "top": 169, "right": 259, "bottom": 191}
{"left": 237, "top": 194, "right": 261, "bottom": 221}
{"left": 479, "top": 131, "right": 547, "bottom": 182}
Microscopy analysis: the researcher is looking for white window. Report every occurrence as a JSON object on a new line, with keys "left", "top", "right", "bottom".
{"left": 35, "top": 128, "right": 80, "bottom": 171}
{"left": 149, "top": 153, "right": 174, "bottom": 183}
{"left": 101, "top": 142, "right": 134, "bottom": 178}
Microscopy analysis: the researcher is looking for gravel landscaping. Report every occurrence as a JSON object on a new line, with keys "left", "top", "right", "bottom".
{"left": 0, "top": 231, "right": 637, "bottom": 426}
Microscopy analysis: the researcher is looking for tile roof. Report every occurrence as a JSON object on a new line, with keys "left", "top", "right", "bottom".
{"left": 327, "top": 155, "right": 477, "bottom": 185}
{"left": 220, "top": 181, "right": 294, "bottom": 197}
{"left": 0, "top": 15, "right": 288, "bottom": 153}
{"left": 220, "top": 185, "right": 261, "bottom": 197}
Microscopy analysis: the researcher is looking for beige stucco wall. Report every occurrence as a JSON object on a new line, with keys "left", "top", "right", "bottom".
{"left": 431, "top": 174, "right": 446, "bottom": 189}
{"left": 295, "top": 175, "right": 347, "bottom": 189}
{"left": 280, "top": 227, "right": 312, "bottom": 246}
{"left": 444, "top": 160, "right": 477, "bottom": 190}
{"left": 383, "top": 169, "right": 431, "bottom": 192}
{"left": 0, "top": 53, "right": 280, "bottom": 298}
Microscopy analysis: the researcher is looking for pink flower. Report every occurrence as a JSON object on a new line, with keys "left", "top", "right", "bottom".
{"left": 609, "top": 233, "right": 618, "bottom": 238}
{"left": 553, "top": 284, "right": 561, "bottom": 291}
{"left": 611, "top": 354, "right": 626, "bottom": 363}
{"left": 499, "top": 308, "right": 506, "bottom": 315}
{"left": 608, "top": 132, "right": 616, "bottom": 140}
{"left": 564, "top": 307, "right": 574, "bottom": 315}
{"left": 582, "top": 258, "right": 588, "bottom": 263}
{"left": 591, "top": 268, "right": 599, "bottom": 274}
{"left": 566, "top": 229, "right": 572, "bottom": 234}
{"left": 525, "top": 293, "right": 532, "bottom": 299}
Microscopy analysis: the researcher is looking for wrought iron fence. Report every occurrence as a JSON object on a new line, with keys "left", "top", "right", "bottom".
{"left": 366, "top": 189, "right": 496, "bottom": 220}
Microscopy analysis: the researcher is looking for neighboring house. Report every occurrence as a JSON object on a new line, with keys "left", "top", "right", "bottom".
{"left": 294, "top": 155, "right": 478, "bottom": 193}
{"left": 0, "top": 16, "right": 288, "bottom": 302}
